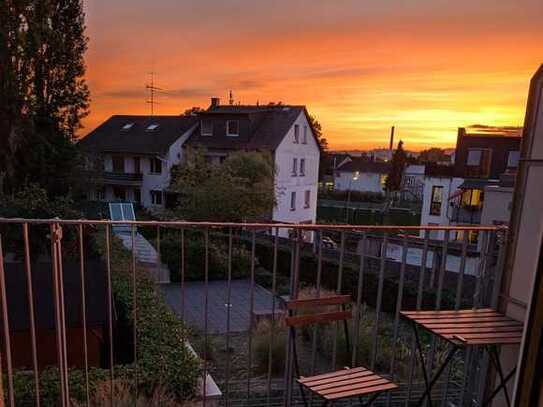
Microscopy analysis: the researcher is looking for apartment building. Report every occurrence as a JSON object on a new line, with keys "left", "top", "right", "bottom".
{"left": 420, "top": 127, "right": 522, "bottom": 240}
{"left": 79, "top": 99, "right": 321, "bottom": 237}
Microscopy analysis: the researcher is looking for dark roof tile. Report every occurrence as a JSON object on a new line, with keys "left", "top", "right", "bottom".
{"left": 78, "top": 115, "right": 198, "bottom": 155}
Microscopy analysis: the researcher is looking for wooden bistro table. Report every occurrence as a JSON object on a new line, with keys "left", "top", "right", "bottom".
{"left": 400, "top": 308, "right": 524, "bottom": 407}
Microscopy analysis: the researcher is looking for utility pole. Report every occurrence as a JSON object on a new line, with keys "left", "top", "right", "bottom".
{"left": 146, "top": 72, "right": 162, "bottom": 116}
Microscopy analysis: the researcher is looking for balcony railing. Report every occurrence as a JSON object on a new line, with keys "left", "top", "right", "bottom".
{"left": 450, "top": 204, "right": 483, "bottom": 224}
{"left": 0, "top": 219, "right": 510, "bottom": 406}
{"left": 102, "top": 171, "right": 143, "bottom": 185}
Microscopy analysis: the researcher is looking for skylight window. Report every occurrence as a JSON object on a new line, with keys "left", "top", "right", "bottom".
{"left": 146, "top": 123, "right": 160, "bottom": 132}
{"left": 121, "top": 122, "right": 134, "bottom": 131}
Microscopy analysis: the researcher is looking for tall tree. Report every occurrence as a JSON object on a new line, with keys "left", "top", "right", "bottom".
{"left": 385, "top": 140, "right": 408, "bottom": 192}
{"left": 0, "top": 0, "right": 89, "bottom": 195}
{"left": 169, "top": 149, "right": 276, "bottom": 222}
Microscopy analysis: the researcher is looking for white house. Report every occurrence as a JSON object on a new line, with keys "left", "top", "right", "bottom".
{"left": 186, "top": 101, "right": 321, "bottom": 239}
{"left": 401, "top": 164, "right": 426, "bottom": 201}
{"left": 419, "top": 128, "right": 521, "bottom": 242}
{"left": 79, "top": 115, "right": 198, "bottom": 208}
{"left": 79, "top": 100, "right": 321, "bottom": 239}
{"left": 420, "top": 165, "right": 464, "bottom": 240}
{"left": 333, "top": 159, "right": 390, "bottom": 194}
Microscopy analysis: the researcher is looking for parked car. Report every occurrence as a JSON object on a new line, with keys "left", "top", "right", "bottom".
{"left": 321, "top": 236, "right": 338, "bottom": 249}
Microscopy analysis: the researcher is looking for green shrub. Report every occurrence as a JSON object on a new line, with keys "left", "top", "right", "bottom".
{"left": 94, "top": 232, "right": 201, "bottom": 399}
{"left": 159, "top": 231, "right": 252, "bottom": 282}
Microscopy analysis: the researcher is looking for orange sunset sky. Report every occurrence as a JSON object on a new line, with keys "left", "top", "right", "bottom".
{"left": 83, "top": 1, "right": 543, "bottom": 150}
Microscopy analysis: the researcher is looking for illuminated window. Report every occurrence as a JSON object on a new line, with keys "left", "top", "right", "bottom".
{"left": 380, "top": 174, "right": 387, "bottom": 190}
{"left": 430, "top": 186, "right": 443, "bottom": 216}
{"left": 226, "top": 120, "right": 239, "bottom": 136}
{"left": 201, "top": 120, "right": 213, "bottom": 136}
{"left": 353, "top": 171, "right": 360, "bottom": 181}
{"left": 461, "top": 189, "right": 484, "bottom": 208}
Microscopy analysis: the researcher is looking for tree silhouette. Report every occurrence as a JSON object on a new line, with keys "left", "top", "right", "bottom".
{"left": 385, "top": 140, "right": 407, "bottom": 192}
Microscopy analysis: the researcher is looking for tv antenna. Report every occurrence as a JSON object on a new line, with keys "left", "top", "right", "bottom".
{"left": 146, "top": 71, "right": 163, "bottom": 116}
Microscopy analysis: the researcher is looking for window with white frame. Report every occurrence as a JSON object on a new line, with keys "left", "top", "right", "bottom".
{"left": 150, "top": 190, "right": 163, "bottom": 205}
{"left": 299, "top": 158, "right": 306, "bottom": 176}
{"left": 290, "top": 191, "right": 296, "bottom": 211}
{"left": 292, "top": 158, "right": 298, "bottom": 176}
{"left": 150, "top": 157, "right": 162, "bottom": 174}
{"left": 201, "top": 120, "right": 213, "bottom": 136}
{"left": 302, "top": 125, "right": 308, "bottom": 144}
{"left": 304, "top": 190, "right": 310, "bottom": 208}
{"left": 226, "top": 120, "right": 239, "bottom": 136}
{"left": 294, "top": 125, "right": 300, "bottom": 143}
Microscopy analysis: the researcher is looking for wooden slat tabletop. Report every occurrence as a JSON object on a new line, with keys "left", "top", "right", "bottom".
{"left": 400, "top": 308, "right": 524, "bottom": 345}
{"left": 298, "top": 367, "right": 398, "bottom": 400}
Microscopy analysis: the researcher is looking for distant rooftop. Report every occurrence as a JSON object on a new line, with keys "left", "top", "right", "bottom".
{"left": 463, "top": 125, "right": 523, "bottom": 138}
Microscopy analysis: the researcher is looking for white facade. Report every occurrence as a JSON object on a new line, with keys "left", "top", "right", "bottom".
{"left": 480, "top": 185, "right": 513, "bottom": 226}
{"left": 272, "top": 111, "right": 320, "bottom": 239}
{"left": 334, "top": 171, "right": 386, "bottom": 193}
{"left": 402, "top": 164, "right": 426, "bottom": 200}
{"left": 419, "top": 176, "right": 463, "bottom": 239}
{"left": 96, "top": 126, "right": 195, "bottom": 209}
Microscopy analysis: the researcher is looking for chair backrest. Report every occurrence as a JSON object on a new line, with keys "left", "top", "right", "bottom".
{"left": 285, "top": 294, "right": 352, "bottom": 327}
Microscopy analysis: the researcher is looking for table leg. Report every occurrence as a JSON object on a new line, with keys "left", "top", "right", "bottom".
{"left": 413, "top": 322, "right": 433, "bottom": 407}
{"left": 414, "top": 328, "right": 459, "bottom": 407}
{"left": 482, "top": 346, "right": 516, "bottom": 407}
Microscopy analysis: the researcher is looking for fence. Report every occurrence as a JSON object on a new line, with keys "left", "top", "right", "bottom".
{"left": 0, "top": 219, "right": 508, "bottom": 406}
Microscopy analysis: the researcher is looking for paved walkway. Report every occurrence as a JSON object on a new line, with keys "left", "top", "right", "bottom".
{"left": 161, "top": 279, "right": 280, "bottom": 334}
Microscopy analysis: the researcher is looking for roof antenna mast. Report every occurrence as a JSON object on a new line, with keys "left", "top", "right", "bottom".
{"left": 146, "top": 71, "right": 162, "bottom": 116}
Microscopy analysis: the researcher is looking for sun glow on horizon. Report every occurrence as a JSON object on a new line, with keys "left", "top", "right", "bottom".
{"left": 82, "top": 0, "right": 542, "bottom": 151}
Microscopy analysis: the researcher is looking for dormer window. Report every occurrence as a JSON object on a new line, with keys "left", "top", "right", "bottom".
{"left": 294, "top": 125, "right": 300, "bottom": 143}
{"left": 146, "top": 123, "right": 159, "bottom": 132}
{"left": 201, "top": 120, "right": 213, "bottom": 136}
{"left": 227, "top": 120, "right": 239, "bottom": 136}
{"left": 121, "top": 123, "right": 134, "bottom": 131}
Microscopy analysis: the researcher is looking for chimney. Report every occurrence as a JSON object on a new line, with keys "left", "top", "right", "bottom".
{"left": 389, "top": 126, "right": 395, "bottom": 161}
{"left": 210, "top": 97, "right": 220, "bottom": 108}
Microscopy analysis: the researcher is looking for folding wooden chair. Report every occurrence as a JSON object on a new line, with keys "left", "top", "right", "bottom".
{"left": 285, "top": 295, "right": 398, "bottom": 407}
